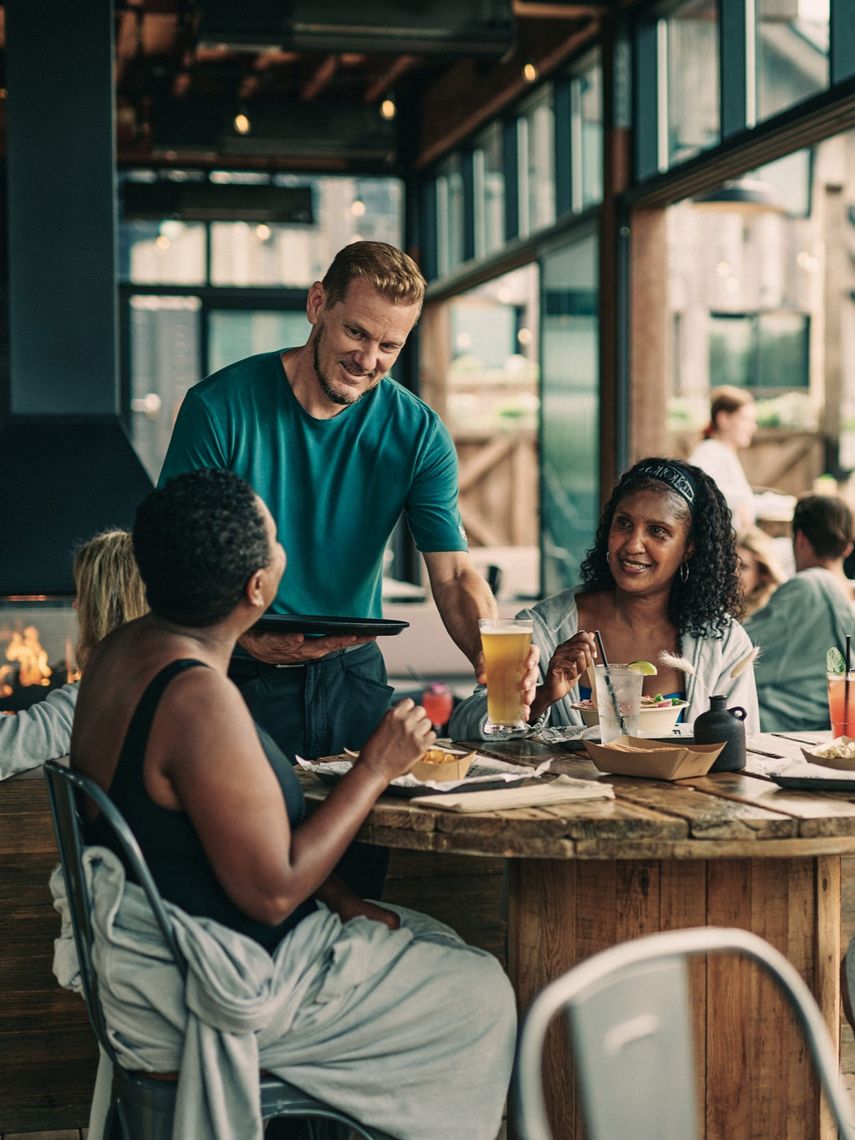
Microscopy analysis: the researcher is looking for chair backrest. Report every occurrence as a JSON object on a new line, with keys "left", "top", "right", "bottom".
{"left": 43, "top": 759, "right": 186, "bottom": 1066}
{"left": 514, "top": 925, "right": 855, "bottom": 1140}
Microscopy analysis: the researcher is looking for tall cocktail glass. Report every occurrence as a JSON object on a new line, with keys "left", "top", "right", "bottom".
{"left": 827, "top": 671, "right": 855, "bottom": 737}
{"left": 479, "top": 618, "right": 533, "bottom": 739}
{"left": 594, "top": 665, "right": 643, "bottom": 743}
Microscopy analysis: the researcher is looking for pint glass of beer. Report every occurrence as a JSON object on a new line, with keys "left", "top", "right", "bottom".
{"left": 479, "top": 618, "right": 534, "bottom": 738}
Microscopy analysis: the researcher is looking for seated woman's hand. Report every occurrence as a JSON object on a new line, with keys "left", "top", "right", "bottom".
{"left": 357, "top": 699, "right": 436, "bottom": 784}
{"left": 541, "top": 630, "right": 596, "bottom": 706}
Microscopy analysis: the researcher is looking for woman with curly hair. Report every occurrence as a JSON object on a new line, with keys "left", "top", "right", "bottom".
{"left": 450, "top": 457, "right": 759, "bottom": 739}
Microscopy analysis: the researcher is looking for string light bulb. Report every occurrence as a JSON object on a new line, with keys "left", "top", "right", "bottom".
{"left": 523, "top": 62, "right": 538, "bottom": 83}
{"left": 380, "top": 97, "right": 396, "bottom": 121}
{"left": 234, "top": 112, "right": 251, "bottom": 135}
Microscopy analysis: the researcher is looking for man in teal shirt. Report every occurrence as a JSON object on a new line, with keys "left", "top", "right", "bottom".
{"left": 159, "top": 242, "right": 497, "bottom": 890}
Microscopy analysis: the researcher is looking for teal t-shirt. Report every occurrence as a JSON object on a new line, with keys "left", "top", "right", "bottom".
{"left": 159, "top": 350, "right": 468, "bottom": 618}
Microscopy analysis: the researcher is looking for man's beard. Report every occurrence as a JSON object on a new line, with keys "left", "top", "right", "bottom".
{"left": 313, "top": 328, "right": 367, "bottom": 407}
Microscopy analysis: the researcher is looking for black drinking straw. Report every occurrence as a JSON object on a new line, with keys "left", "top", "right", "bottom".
{"left": 594, "top": 629, "right": 628, "bottom": 737}
{"left": 845, "top": 635, "right": 851, "bottom": 738}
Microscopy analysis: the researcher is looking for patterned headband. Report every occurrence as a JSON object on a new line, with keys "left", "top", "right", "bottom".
{"left": 632, "top": 460, "right": 698, "bottom": 511}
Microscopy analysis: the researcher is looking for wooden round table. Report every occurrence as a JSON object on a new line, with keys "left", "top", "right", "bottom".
{"left": 302, "top": 732, "right": 855, "bottom": 1139}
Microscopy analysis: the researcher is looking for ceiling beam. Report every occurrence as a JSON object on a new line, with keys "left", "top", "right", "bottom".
{"left": 513, "top": 1, "right": 606, "bottom": 16}
{"left": 415, "top": 20, "right": 600, "bottom": 168}
{"left": 301, "top": 55, "right": 338, "bottom": 101}
{"left": 363, "top": 55, "right": 418, "bottom": 104}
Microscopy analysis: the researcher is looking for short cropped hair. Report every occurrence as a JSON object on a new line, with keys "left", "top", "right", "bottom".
{"left": 133, "top": 470, "right": 271, "bottom": 627}
{"left": 793, "top": 494, "right": 854, "bottom": 560}
{"left": 321, "top": 241, "right": 426, "bottom": 311}
{"left": 73, "top": 530, "right": 148, "bottom": 668}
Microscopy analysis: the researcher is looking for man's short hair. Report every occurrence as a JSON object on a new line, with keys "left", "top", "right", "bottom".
{"left": 133, "top": 469, "right": 271, "bottom": 627}
{"left": 321, "top": 241, "right": 426, "bottom": 311}
{"left": 793, "top": 494, "right": 854, "bottom": 560}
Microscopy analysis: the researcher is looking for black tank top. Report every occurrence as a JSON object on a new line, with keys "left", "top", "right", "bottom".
{"left": 86, "top": 658, "right": 315, "bottom": 952}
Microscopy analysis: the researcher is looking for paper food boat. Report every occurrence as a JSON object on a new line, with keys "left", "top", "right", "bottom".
{"left": 583, "top": 736, "right": 725, "bottom": 780}
{"left": 408, "top": 747, "right": 477, "bottom": 782}
{"left": 801, "top": 736, "right": 855, "bottom": 771}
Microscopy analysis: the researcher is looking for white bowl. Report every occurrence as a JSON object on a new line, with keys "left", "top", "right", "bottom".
{"left": 572, "top": 700, "right": 688, "bottom": 736}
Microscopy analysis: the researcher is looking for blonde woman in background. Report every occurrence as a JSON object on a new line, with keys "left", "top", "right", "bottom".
{"left": 688, "top": 386, "right": 758, "bottom": 530}
{"left": 0, "top": 529, "right": 147, "bottom": 778}
{"left": 736, "top": 526, "right": 788, "bottom": 619}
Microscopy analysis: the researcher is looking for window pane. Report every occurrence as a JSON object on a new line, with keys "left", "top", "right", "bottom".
{"left": 709, "top": 315, "right": 753, "bottom": 388}
{"left": 129, "top": 295, "right": 201, "bottom": 481}
{"left": 120, "top": 221, "right": 206, "bottom": 285}
{"left": 757, "top": 0, "right": 829, "bottom": 122}
{"left": 522, "top": 90, "right": 556, "bottom": 234}
{"left": 541, "top": 233, "right": 599, "bottom": 595}
{"left": 475, "top": 122, "right": 506, "bottom": 258}
{"left": 208, "top": 310, "right": 311, "bottom": 375}
{"left": 757, "top": 312, "right": 809, "bottom": 388}
{"left": 211, "top": 177, "right": 402, "bottom": 286}
{"left": 579, "top": 62, "right": 603, "bottom": 208}
{"left": 436, "top": 156, "right": 465, "bottom": 275}
{"left": 668, "top": 0, "right": 720, "bottom": 166}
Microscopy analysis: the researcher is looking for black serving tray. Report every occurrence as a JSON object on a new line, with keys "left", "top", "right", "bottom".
{"left": 253, "top": 614, "right": 409, "bottom": 637}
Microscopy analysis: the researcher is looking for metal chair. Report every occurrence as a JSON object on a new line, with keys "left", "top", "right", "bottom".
{"left": 43, "top": 759, "right": 392, "bottom": 1140}
{"left": 514, "top": 925, "right": 855, "bottom": 1140}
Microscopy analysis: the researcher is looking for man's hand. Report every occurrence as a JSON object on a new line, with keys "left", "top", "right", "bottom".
{"left": 238, "top": 629, "right": 376, "bottom": 665}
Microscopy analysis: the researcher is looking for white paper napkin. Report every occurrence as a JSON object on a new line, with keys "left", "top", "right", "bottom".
{"left": 409, "top": 774, "right": 615, "bottom": 813}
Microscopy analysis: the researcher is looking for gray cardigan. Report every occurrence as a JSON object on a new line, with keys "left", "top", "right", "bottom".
{"left": 0, "top": 681, "right": 78, "bottom": 780}
{"left": 449, "top": 587, "right": 760, "bottom": 740}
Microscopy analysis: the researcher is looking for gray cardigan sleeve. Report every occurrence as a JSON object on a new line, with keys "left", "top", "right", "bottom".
{"left": 0, "top": 681, "right": 78, "bottom": 779}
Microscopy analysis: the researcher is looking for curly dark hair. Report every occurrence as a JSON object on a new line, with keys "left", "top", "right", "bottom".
{"left": 579, "top": 457, "right": 742, "bottom": 639}
{"left": 133, "top": 469, "right": 271, "bottom": 627}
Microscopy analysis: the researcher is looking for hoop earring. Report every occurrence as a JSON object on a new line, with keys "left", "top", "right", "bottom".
{"left": 680, "top": 561, "right": 690, "bottom": 583}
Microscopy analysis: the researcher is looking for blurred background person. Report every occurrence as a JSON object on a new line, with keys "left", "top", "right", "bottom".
{"left": 736, "top": 526, "right": 788, "bottom": 619}
{"left": 0, "top": 530, "right": 147, "bottom": 779}
{"left": 689, "top": 386, "right": 758, "bottom": 531}
{"left": 745, "top": 494, "right": 855, "bottom": 731}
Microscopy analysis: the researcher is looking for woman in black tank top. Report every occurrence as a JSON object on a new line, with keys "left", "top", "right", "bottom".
{"left": 71, "top": 469, "right": 437, "bottom": 950}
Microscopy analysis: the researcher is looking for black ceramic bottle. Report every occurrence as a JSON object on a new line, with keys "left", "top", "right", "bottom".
{"left": 693, "top": 695, "right": 747, "bottom": 772}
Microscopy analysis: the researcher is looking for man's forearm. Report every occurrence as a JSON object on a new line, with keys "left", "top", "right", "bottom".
{"left": 431, "top": 569, "right": 497, "bottom": 667}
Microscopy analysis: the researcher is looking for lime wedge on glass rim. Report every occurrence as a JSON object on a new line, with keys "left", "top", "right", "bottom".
{"left": 627, "top": 660, "right": 658, "bottom": 676}
{"left": 827, "top": 647, "right": 847, "bottom": 674}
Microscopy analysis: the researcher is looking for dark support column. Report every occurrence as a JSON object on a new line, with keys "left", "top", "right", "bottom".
{"left": 720, "top": 0, "right": 752, "bottom": 138}
{"left": 553, "top": 78, "right": 573, "bottom": 217}
{"left": 599, "top": 21, "right": 632, "bottom": 498}
{"left": 461, "top": 150, "right": 477, "bottom": 263}
{"left": 831, "top": 0, "right": 855, "bottom": 85}
{"left": 503, "top": 118, "right": 520, "bottom": 243}
{"left": 5, "top": 0, "right": 118, "bottom": 415}
{"left": 633, "top": 16, "right": 660, "bottom": 183}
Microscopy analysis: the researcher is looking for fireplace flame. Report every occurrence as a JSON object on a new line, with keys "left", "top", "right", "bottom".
{"left": 0, "top": 665, "right": 12, "bottom": 698}
{"left": 6, "top": 626, "right": 52, "bottom": 687}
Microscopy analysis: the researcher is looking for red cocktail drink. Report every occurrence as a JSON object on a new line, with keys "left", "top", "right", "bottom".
{"left": 827, "top": 672, "right": 855, "bottom": 736}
